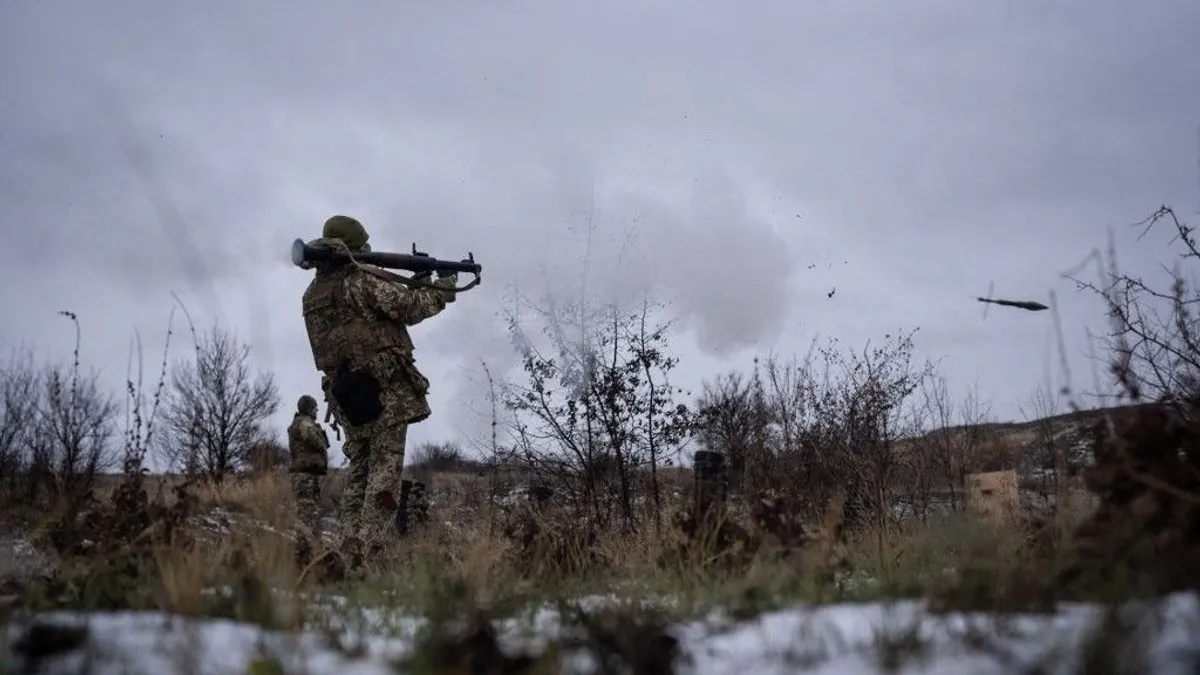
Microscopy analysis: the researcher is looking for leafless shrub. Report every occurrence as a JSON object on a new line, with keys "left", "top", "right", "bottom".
{"left": 119, "top": 309, "right": 175, "bottom": 474}
{"left": 23, "top": 312, "right": 120, "bottom": 509}
{"left": 693, "top": 370, "right": 770, "bottom": 492}
{"left": 158, "top": 322, "right": 280, "bottom": 481}
{"left": 28, "top": 361, "right": 120, "bottom": 504}
{"left": 694, "top": 331, "right": 931, "bottom": 538}
{"left": 1058, "top": 205, "right": 1200, "bottom": 599}
{"left": 501, "top": 296, "right": 693, "bottom": 533}
{"left": 908, "top": 376, "right": 997, "bottom": 513}
{"left": 1066, "top": 206, "right": 1200, "bottom": 406}
{"left": 823, "top": 333, "right": 933, "bottom": 535}
{"left": 409, "top": 442, "right": 485, "bottom": 475}
{"left": 0, "top": 348, "right": 40, "bottom": 499}
{"left": 0, "top": 311, "right": 174, "bottom": 512}
{"left": 1017, "top": 384, "right": 1067, "bottom": 500}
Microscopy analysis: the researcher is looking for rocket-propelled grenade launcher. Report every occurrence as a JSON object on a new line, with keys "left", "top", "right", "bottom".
{"left": 976, "top": 297, "right": 1048, "bottom": 312}
{"left": 290, "top": 238, "right": 482, "bottom": 293}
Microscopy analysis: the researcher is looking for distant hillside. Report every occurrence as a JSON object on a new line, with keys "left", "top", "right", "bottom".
{"left": 929, "top": 402, "right": 1157, "bottom": 439}
{"left": 898, "top": 401, "right": 1163, "bottom": 499}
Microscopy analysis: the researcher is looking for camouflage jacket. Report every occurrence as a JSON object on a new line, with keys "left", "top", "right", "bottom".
{"left": 287, "top": 412, "right": 329, "bottom": 474}
{"left": 302, "top": 263, "right": 449, "bottom": 424}
{"left": 302, "top": 263, "right": 448, "bottom": 373}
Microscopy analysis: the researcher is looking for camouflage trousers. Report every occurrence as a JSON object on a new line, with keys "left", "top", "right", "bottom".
{"left": 337, "top": 421, "right": 409, "bottom": 554}
{"left": 327, "top": 353, "right": 429, "bottom": 557}
{"left": 290, "top": 472, "right": 323, "bottom": 533}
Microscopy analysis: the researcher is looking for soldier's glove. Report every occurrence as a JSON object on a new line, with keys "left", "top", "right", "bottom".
{"left": 434, "top": 272, "right": 458, "bottom": 303}
{"left": 412, "top": 269, "right": 433, "bottom": 282}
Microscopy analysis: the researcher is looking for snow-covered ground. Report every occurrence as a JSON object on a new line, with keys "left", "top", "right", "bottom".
{"left": 5, "top": 593, "right": 1200, "bottom": 674}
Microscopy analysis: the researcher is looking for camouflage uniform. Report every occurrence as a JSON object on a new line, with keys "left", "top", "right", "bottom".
{"left": 300, "top": 215, "right": 454, "bottom": 555}
{"left": 320, "top": 373, "right": 368, "bottom": 543}
{"left": 287, "top": 395, "right": 330, "bottom": 533}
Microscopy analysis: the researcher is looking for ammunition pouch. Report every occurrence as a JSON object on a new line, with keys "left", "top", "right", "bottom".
{"left": 395, "top": 355, "right": 432, "bottom": 425}
{"left": 329, "top": 366, "right": 383, "bottom": 426}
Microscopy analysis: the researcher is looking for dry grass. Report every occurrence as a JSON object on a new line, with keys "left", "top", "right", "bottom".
{"left": 0, "top": 450, "right": 1190, "bottom": 675}
{"left": 2, "top": 455, "right": 1110, "bottom": 622}
{"left": 4, "top": 397, "right": 1194, "bottom": 675}
{"left": 77, "top": 469, "right": 1043, "bottom": 599}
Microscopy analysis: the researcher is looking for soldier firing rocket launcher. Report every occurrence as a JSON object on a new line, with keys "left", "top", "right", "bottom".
{"left": 290, "top": 237, "right": 483, "bottom": 293}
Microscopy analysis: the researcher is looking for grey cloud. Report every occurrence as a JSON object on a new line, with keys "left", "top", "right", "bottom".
{"left": 409, "top": 158, "right": 798, "bottom": 349}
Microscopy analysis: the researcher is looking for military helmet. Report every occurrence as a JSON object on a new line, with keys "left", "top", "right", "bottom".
{"left": 297, "top": 394, "right": 319, "bottom": 416}
{"left": 322, "top": 215, "right": 369, "bottom": 250}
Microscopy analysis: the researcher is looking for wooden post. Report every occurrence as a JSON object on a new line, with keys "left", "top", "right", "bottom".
{"left": 693, "top": 450, "right": 729, "bottom": 526}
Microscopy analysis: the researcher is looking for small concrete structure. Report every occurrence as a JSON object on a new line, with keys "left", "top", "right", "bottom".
{"left": 966, "top": 469, "right": 1020, "bottom": 523}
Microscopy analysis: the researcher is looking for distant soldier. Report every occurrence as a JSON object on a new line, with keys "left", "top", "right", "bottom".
{"left": 288, "top": 394, "right": 330, "bottom": 534}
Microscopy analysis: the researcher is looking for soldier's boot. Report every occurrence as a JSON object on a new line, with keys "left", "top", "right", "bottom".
{"left": 356, "top": 488, "right": 402, "bottom": 565}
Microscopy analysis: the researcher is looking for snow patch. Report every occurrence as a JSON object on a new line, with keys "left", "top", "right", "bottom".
{"left": 5, "top": 594, "right": 1200, "bottom": 674}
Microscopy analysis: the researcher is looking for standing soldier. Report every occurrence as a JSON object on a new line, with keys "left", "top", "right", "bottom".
{"left": 288, "top": 394, "right": 330, "bottom": 535}
{"left": 299, "top": 215, "right": 456, "bottom": 563}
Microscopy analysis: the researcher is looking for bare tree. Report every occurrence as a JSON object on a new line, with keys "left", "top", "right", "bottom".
{"left": 1016, "top": 383, "right": 1067, "bottom": 505}
{"left": 694, "top": 370, "right": 763, "bottom": 490}
{"left": 159, "top": 323, "right": 279, "bottom": 481}
{"left": 2, "top": 315, "right": 124, "bottom": 508}
{"left": 28, "top": 360, "right": 120, "bottom": 501}
{"left": 0, "top": 349, "right": 41, "bottom": 500}
{"left": 23, "top": 312, "right": 120, "bottom": 507}
{"left": 819, "top": 332, "right": 931, "bottom": 535}
{"left": 627, "top": 297, "right": 694, "bottom": 528}
{"left": 695, "top": 362, "right": 773, "bottom": 494}
{"left": 914, "top": 375, "right": 996, "bottom": 511}
{"left": 755, "top": 349, "right": 836, "bottom": 495}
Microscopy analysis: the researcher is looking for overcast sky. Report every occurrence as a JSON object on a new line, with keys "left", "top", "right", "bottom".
{"left": 2, "top": 1, "right": 1198, "bottom": 470}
